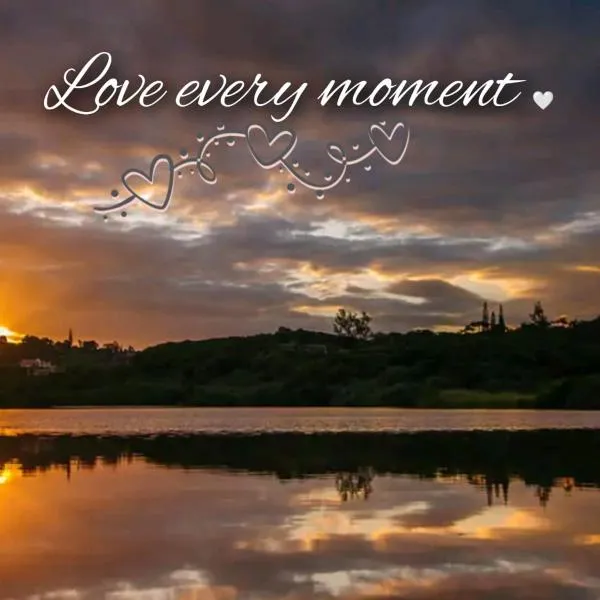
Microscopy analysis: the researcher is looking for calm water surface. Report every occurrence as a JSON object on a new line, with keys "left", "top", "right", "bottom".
{"left": 0, "top": 409, "right": 599, "bottom": 599}
{"left": 1, "top": 407, "right": 600, "bottom": 435}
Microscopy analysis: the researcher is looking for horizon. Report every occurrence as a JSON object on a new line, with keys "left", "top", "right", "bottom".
{"left": 1, "top": 2, "right": 599, "bottom": 348}
{"left": 4, "top": 300, "right": 596, "bottom": 353}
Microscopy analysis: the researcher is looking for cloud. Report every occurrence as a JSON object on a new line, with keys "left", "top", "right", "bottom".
{"left": 0, "top": 1, "right": 598, "bottom": 345}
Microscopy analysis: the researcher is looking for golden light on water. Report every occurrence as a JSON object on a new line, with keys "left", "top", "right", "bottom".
{"left": 0, "top": 465, "right": 18, "bottom": 485}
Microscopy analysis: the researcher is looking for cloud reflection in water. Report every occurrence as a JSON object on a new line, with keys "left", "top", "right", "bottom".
{"left": 0, "top": 431, "right": 599, "bottom": 599}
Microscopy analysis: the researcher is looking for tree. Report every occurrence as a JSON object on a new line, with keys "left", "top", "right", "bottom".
{"left": 333, "top": 308, "right": 373, "bottom": 340}
{"left": 102, "top": 341, "right": 122, "bottom": 354}
{"left": 80, "top": 340, "right": 99, "bottom": 351}
{"left": 498, "top": 304, "right": 507, "bottom": 332}
{"left": 482, "top": 302, "right": 490, "bottom": 331}
{"left": 529, "top": 301, "right": 550, "bottom": 328}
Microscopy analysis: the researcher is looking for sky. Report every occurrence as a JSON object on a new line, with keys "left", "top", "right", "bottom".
{"left": 0, "top": 0, "right": 599, "bottom": 348}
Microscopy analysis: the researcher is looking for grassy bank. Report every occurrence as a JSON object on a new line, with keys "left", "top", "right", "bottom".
{"left": 429, "top": 389, "right": 536, "bottom": 409}
{"left": 0, "top": 381, "right": 548, "bottom": 410}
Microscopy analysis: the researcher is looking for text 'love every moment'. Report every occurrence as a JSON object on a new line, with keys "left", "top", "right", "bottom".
{"left": 44, "top": 51, "right": 527, "bottom": 122}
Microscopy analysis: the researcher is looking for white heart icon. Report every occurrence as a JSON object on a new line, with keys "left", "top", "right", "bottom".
{"left": 533, "top": 91, "right": 553, "bottom": 110}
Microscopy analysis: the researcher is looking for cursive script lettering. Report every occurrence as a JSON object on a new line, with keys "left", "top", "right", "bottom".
{"left": 44, "top": 51, "right": 167, "bottom": 115}
{"left": 44, "top": 51, "right": 528, "bottom": 120}
{"left": 318, "top": 73, "right": 525, "bottom": 108}
{"left": 175, "top": 74, "right": 307, "bottom": 122}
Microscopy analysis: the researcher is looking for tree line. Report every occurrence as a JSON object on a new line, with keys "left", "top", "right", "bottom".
{"left": 0, "top": 300, "right": 598, "bottom": 409}
{"left": 331, "top": 300, "right": 573, "bottom": 340}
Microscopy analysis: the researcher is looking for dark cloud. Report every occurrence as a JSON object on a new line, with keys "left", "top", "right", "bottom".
{"left": 387, "top": 279, "right": 484, "bottom": 314}
{"left": 0, "top": 0, "right": 598, "bottom": 345}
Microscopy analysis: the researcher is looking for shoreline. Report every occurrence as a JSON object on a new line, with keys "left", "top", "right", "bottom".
{"left": 0, "top": 404, "right": 597, "bottom": 412}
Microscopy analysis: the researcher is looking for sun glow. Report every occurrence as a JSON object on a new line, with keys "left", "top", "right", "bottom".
{"left": 0, "top": 325, "right": 22, "bottom": 343}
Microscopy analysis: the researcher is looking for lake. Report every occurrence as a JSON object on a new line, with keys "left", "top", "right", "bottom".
{"left": 1, "top": 408, "right": 599, "bottom": 599}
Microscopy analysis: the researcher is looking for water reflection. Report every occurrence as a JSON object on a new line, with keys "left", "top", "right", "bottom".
{"left": 0, "top": 431, "right": 599, "bottom": 599}
{"left": 335, "top": 468, "right": 374, "bottom": 501}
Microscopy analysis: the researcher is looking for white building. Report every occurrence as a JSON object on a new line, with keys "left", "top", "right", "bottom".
{"left": 19, "top": 359, "right": 58, "bottom": 376}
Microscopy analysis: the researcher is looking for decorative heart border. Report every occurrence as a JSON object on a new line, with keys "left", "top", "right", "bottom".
{"left": 94, "top": 121, "right": 410, "bottom": 214}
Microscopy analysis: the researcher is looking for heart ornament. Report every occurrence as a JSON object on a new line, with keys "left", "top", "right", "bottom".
{"left": 369, "top": 122, "right": 410, "bottom": 166}
{"left": 533, "top": 91, "right": 553, "bottom": 110}
{"left": 122, "top": 154, "right": 174, "bottom": 211}
{"left": 246, "top": 124, "right": 297, "bottom": 169}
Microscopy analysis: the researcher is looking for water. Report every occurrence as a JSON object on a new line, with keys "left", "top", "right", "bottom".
{"left": 1, "top": 407, "right": 600, "bottom": 435}
{"left": 0, "top": 409, "right": 599, "bottom": 599}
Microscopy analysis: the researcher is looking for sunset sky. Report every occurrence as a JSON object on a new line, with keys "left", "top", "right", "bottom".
{"left": 1, "top": 1, "right": 599, "bottom": 348}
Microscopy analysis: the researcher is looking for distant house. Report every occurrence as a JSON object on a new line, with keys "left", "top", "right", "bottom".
{"left": 19, "top": 359, "right": 58, "bottom": 376}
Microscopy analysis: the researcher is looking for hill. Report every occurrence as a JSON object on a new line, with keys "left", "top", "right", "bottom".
{"left": 1, "top": 315, "right": 600, "bottom": 409}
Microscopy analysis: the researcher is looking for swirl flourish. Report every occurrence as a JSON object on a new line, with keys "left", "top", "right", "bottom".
{"left": 94, "top": 121, "right": 410, "bottom": 214}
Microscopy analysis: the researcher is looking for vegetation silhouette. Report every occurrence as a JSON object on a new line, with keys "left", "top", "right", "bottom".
{"left": 333, "top": 308, "right": 373, "bottom": 340}
{"left": 1, "top": 302, "right": 600, "bottom": 408}
{"left": 1, "top": 430, "right": 599, "bottom": 509}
